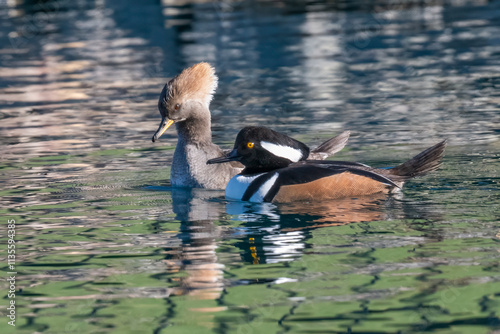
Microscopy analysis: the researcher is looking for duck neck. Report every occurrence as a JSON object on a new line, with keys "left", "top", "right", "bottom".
{"left": 241, "top": 158, "right": 292, "bottom": 175}
{"left": 241, "top": 166, "right": 281, "bottom": 175}
{"left": 176, "top": 106, "right": 212, "bottom": 146}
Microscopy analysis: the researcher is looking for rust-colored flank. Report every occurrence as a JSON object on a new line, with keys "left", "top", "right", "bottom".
{"left": 272, "top": 172, "right": 390, "bottom": 203}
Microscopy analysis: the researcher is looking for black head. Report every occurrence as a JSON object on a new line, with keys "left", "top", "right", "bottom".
{"left": 207, "top": 126, "right": 310, "bottom": 173}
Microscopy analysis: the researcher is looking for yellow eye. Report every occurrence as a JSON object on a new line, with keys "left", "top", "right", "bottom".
{"left": 247, "top": 142, "right": 254, "bottom": 149}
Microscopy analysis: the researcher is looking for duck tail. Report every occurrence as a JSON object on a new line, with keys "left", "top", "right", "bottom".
{"left": 388, "top": 140, "right": 447, "bottom": 181}
{"left": 309, "top": 130, "right": 350, "bottom": 160}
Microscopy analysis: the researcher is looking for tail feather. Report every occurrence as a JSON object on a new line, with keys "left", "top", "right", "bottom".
{"left": 387, "top": 140, "right": 447, "bottom": 181}
{"left": 309, "top": 131, "right": 350, "bottom": 160}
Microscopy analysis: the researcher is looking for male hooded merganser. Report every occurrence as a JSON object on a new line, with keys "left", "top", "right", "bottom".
{"left": 151, "top": 62, "right": 350, "bottom": 189}
{"left": 207, "top": 126, "right": 446, "bottom": 203}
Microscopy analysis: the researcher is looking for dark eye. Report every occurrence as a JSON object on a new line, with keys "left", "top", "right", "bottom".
{"left": 174, "top": 103, "right": 180, "bottom": 111}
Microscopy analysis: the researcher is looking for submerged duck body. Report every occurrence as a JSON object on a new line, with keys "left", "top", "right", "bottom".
{"left": 208, "top": 126, "right": 446, "bottom": 203}
{"left": 151, "top": 62, "right": 350, "bottom": 189}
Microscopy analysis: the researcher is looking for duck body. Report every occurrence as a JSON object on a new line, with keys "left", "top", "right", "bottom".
{"left": 224, "top": 161, "right": 398, "bottom": 203}
{"left": 152, "top": 62, "right": 351, "bottom": 190}
{"left": 208, "top": 126, "right": 446, "bottom": 203}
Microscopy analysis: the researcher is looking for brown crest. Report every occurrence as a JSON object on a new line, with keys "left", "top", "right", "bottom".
{"left": 168, "top": 62, "right": 218, "bottom": 108}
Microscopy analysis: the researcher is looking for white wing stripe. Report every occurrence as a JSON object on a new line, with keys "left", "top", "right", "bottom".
{"left": 250, "top": 173, "right": 279, "bottom": 203}
{"left": 261, "top": 141, "right": 303, "bottom": 162}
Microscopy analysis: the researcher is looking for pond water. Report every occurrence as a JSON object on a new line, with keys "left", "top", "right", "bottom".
{"left": 1, "top": 0, "right": 500, "bottom": 333}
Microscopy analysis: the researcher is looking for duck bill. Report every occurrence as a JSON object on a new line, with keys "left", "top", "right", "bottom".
{"left": 207, "top": 149, "right": 241, "bottom": 165}
{"left": 152, "top": 119, "right": 175, "bottom": 142}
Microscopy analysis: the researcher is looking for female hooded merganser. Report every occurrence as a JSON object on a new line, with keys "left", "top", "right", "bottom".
{"left": 207, "top": 126, "right": 446, "bottom": 203}
{"left": 152, "top": 62, "right": 350, "bottom": 189}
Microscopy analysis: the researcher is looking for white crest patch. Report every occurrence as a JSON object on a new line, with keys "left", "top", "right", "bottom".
{"left": 249, "top": 173, "right": 279, "bottom": 203}
{"left": 204, "top": 74, "right": 218, "bottom": 109}
{"left": 260, "top": 141, "right": 303, "bottom": 162}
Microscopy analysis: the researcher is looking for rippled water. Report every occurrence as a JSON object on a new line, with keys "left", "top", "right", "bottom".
{"left": 1, "top": 0, "right": 499, "bottom": 333}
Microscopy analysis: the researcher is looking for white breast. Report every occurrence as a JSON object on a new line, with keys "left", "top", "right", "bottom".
{"left": 225, "top": 174, "right": 263, "bottom": 201}
{"left": 225, "top": 173, "right": 279, "bottom": 203}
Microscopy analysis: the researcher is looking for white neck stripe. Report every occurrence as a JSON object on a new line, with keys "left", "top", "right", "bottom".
{"left": 261, "top": 141, "right": 303, "bottom": 162}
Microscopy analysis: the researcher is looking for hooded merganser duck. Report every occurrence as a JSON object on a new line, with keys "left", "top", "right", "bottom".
{"left": 151, "top": 62, "right": 350, "bottom": 189}
{"left": 207, "top": 126, "right": 446, "bottom": 203}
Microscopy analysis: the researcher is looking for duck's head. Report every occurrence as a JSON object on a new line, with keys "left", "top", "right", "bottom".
{"left": 207, "top": 126, "right": 310, "bottom": 172}
{"left": 152, "top": 62, "right": 218, "bottom": 142}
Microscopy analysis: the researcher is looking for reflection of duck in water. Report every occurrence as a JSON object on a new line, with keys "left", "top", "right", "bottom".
{"left": 151, "top": 62, "right": 350, "bottom": 189}
{"left": 226, "top": 194, "right": 390, "bottom": 264}
{"left": 278, "top": 193, "right": 389, "bottom": 225}
{"left": 226, "top": 192, "right": 388, "bottom": 225}
{"left": 208, "top": 126, "right": 446, "bottom": 203}
{"left": 164, "top": 187, "right": 226, "bottom": 300}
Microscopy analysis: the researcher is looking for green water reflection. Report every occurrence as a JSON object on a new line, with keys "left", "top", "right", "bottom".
{"left": 1, "top": 145, "right": 499, "bottom": 333}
